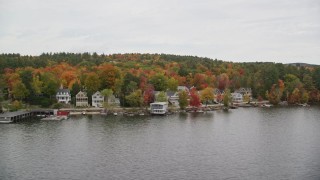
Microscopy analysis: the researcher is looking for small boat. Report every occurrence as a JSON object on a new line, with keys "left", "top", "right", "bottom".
{"left": 139, "top": 113, "right": 145, "bottom": 116}
{"left": 299, "top": 103, "right": 310, "bottom": 107}
{"left": 82, "top": 111, "right": 86, "bottom": 115}
{"left": 113, "top": 112, "right": 118, "bottom": 116}
{"left": 262, "top": 104, "right": 272, "bottom": 108}
{"left": 41, "top": 116, "right": 68, "bottom": 121}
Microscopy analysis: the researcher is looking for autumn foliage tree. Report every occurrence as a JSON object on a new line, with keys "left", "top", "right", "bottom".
{"left": 289, "top": 88, "right": 301, "bottom": 104}
{"left": 1, "top": 53, "right": 320, "bottom": 108}
{"left": 267, "top": 80, "right": 285, "bottom": 105}
{"left": 125, "top": 89, "right": 143, "bottom": 107}
{"left": 12, "top": 81, "right": 29, "bottom": 100}
{"left": 156, "top": 91, "right": 167, "bottom": 102}
{"left": 143, "top": 84, "right": 154, "bottom": 106}
{"left": 85, "top": 72, "right": 101, "bottom": 94}
{"left": 217, "top": 73, "right": 229, "bottom": 90}
{"left": 150, "top": 73, "right": 168, "bottom": 91}
{"left": 189, "top": 88, "right": 201, "bottom": 107}
{"left": 200, "top": 87, "right": 214, "bottom": 106}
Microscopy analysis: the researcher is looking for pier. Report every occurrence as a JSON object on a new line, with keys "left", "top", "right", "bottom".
{"left": 0, "top": 111, "right": 33, "bottom": 123}
{"left": 0, "top": 109, "right": 55, "bottom": 123}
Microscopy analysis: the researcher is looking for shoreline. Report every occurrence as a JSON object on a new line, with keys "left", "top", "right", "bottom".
{"left": 1, "top": 101, "right": 315, "bottom": 118}
{"left": 60, "top": 101, "right": 312, "bottom": 116}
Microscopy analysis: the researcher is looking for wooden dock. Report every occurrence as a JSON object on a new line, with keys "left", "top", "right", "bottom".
{"left": 0, "top": 109, "right": 55, "bottom": 123}
{"left": 0, "top": 111, "right": 34, "bottom": 123}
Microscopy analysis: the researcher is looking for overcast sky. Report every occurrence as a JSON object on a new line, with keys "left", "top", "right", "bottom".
{"left": 0, "top": 0, "right": 319, "bottom": 64}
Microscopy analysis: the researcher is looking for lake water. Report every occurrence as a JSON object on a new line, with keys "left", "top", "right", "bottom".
{"left": 1, "top": 107, "right": 320, "bottom": 180}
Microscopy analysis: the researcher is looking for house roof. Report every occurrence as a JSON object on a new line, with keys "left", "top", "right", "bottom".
{"left": 150, "top": 102, "right": 168, "bottom": 105}
{"left": 57, "top": 89, "right": 70, "bottom": 94}
{"left": 76, "top": 91, "right": 87, "bottom": 97}
{"left": 177, "top": 86, "right": 189, "bottom": 91}
{"left": 166, "top": 91, "right": 176, "bottom": 97}
{"left": 92, "top": 91, "right": 103, "bottom": 96}
{"left": 235, "top": 87, "right": 252, "bottom": 93}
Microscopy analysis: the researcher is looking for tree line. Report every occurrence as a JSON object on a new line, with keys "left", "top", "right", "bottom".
{"left": 0, "top": 53, "right": 320, "bottom": 110}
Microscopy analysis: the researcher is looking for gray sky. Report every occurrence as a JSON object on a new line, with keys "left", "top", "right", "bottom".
{"left": 0, "top": 0, "right": 319, "bottom": 64}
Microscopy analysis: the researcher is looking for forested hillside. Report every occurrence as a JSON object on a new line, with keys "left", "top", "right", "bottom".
{"left": 1, "top": 53, "right": 320, "bottom": 108}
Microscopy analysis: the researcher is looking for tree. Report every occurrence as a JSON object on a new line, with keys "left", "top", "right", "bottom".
{"left": 143, "top": 85, "right": 154, "bottom": 106}
{"left": 18, "top": 68, "right": 33, "bottom": 94}
{"left": 156, "top": 91, "right": 167, "bottom": 102}
{"left": 84, "top": 73, "right": 101, "bottom": 94}
{"left": 243, "top": 93, "right": 250, "bottom": 103}
{"left": 31, "top": 75, "right": 43, "bottom": 95}
{"left": 313, "top": 67, "right": 320, "bottom": 90}
{"left": 167, "top": 77, "right": 178, "bottom": 91}
{"left": 178, "top": 90, "right": 189, "bottom": 110}
{"left": 101, "top": 89, "right": 113, "bottom": 106}
{"left": 125, "top": 89, "right": 143, "bottom": 107}
{"left": 200, "top": 87, "right": 214, "bottom": 106}
{"left": 193, "top": 73, "right": 206, "bottom": 90}
{"left": 284, "top": 74, "right": 302, "bottom": 99}
{"left": 289, "top": 88, "right": 301, "bottom": 104}
{"left": 12, "top": 81, "right": 29, "bottom": 100}
{"left": 189, "top": 89, "right": 201, "bottom": 107}
{"left": 71, "top": 81, "right": 81, "bottom": 97}
{"left": 127, "top": 81, "right": 138, "bottom": 93}
{"left": 217, "top": 73, "right": 229, "bottom": 90}
{"left": 268, "top": 80, "right": 284, "bottom": 105}
{"left": 41, "top": 72, "right": 59, "bottom": 98}
{"left": 301, "top": 91, "right": 309, "bottom": 104}
{"left": 98, "top": 64, "right": 121, "bottom": 91}
{"left": 302, "top": 74, "right": 315, "bottom": 91}
{"left": 223, "top": 89, "right": 231, "bottom": 107}
{"left": 150, "top": 73, "right": 168, "bottom": 91}
{"left": 121, "top": 73, "right": 139, "bottom": 95}
{"left": 11, "top": 100, "right": 23, "bottom": 111}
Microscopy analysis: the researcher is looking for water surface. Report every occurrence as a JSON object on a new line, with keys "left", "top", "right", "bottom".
{"left": 1, "top": 107, "right": 320, "bottom": 180}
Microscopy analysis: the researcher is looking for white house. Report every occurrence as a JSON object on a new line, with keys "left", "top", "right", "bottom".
{"left": 177, "top": 86, "right": 189, "bottom": 93}
{"left": 231, "top": 93, "right": 243, "bottom": 102}
{"left": 92, "top": 91, "right": 104, "bottom": 108}
{"left": 234, "top": 87, "right": 252, "bottom": 100}
{"left": 76, "top": 91, "right": 88, "bottom": 107}
{"left": 167, "top": 91, "right": 179, "bottom": 107}
{"left": 150, "top": 102, "right": 168, "bottom": 115}
{"left": 107, "top": 94, "right": 120, "bottom": 107}
{"left": 56, "top": 88, "right": 71, "bottom": 104}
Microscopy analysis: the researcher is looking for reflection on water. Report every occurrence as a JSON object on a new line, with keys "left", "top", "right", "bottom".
{"left": 1, "top": 107, "right": 320, "bottom": 180}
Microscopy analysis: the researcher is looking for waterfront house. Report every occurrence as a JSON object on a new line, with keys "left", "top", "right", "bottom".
{"left": 76, "top": 91, "right": 89, "bottom": 107}
{"left": 56, "top": 87, "right": 71, "bottom": 104}
{"left": 107, "top": 94, "right": 120, "bottom": 107}
{"left": 150, "top": 102, "right": 168, "bottom": 115}
{"left": 92, "top": 91, "right": 104, "bottom": 108}
{"left": 167, "top": 91, "right": 179, "bottom": 107}
{"left": 234, "top": 87, "right": 252, "bottom": 100}
{"left": 231, "top": 92, "right": 243, "bottom": 102}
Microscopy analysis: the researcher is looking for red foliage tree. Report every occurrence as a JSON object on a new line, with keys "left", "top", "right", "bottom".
{"left": 217, "top": 73, "right": 229, "bottom": 90}
{"left": 143, "top": 84, "right": 155, "bottom": 106}
{"left": 189, "top": 88, "right": 201, "bottom": 107}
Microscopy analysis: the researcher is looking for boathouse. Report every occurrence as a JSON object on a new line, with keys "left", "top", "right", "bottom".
{"left": 150, "top": 102, "right": 168, "bottom": 115}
